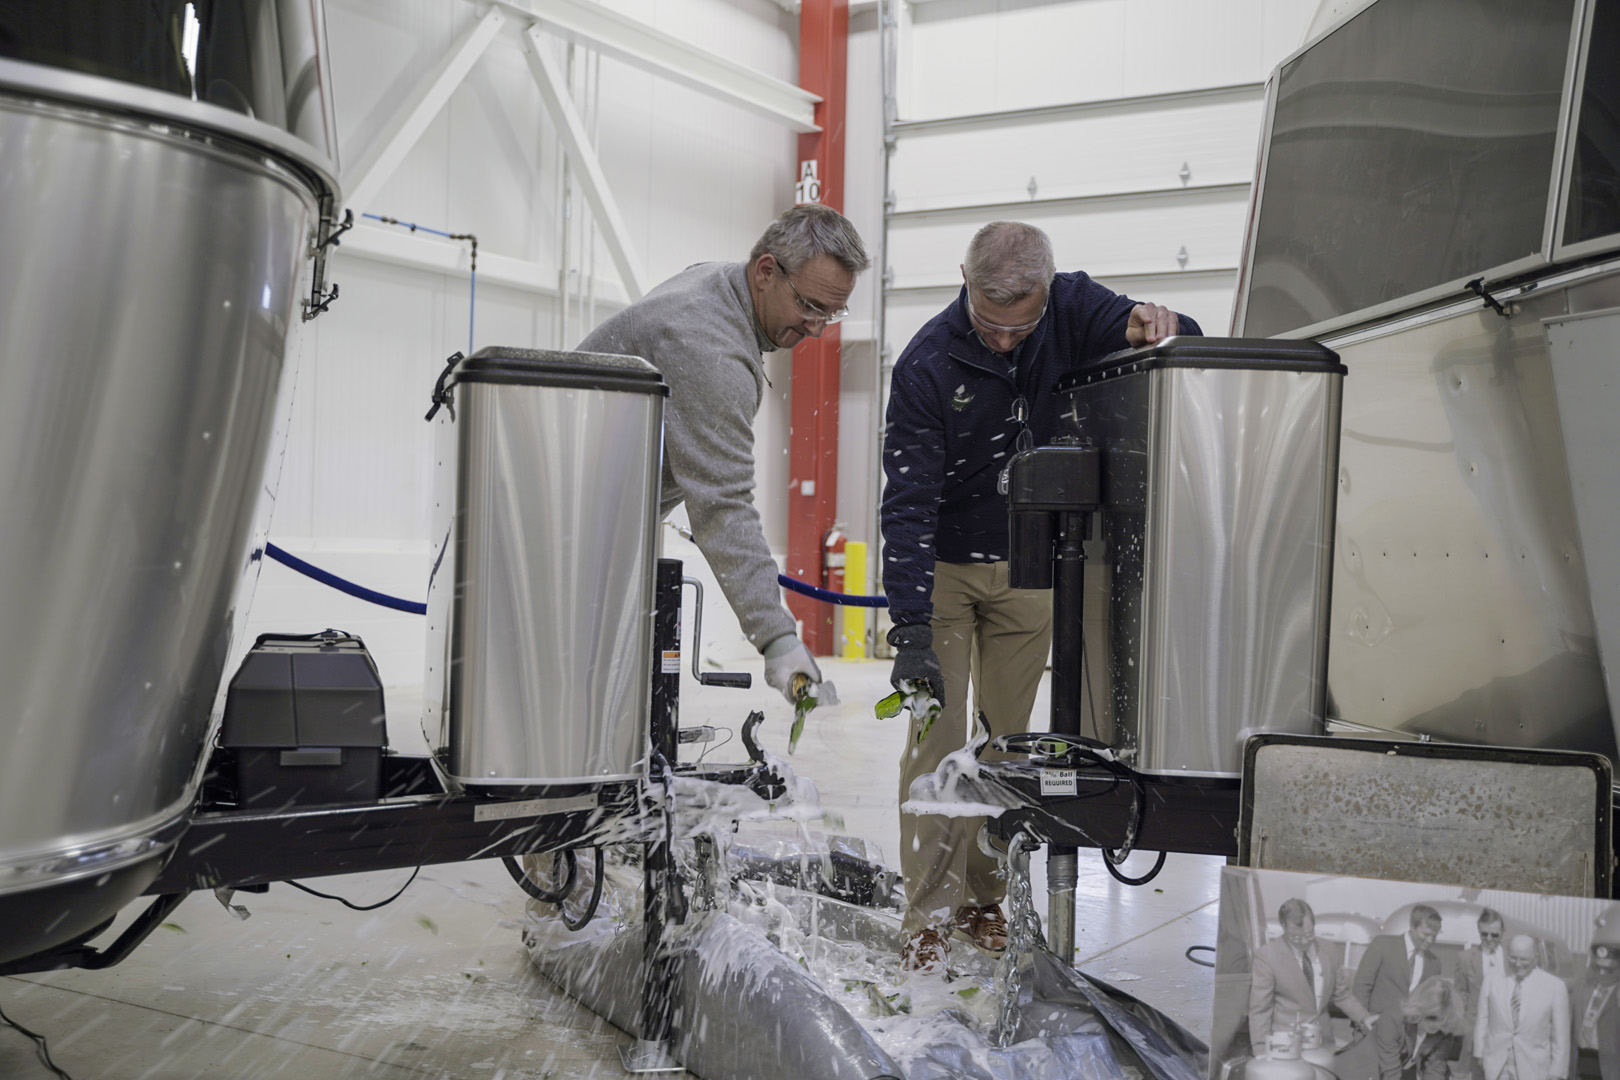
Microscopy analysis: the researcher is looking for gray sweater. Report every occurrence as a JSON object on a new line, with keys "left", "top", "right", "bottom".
{"left": 578, "top": 261, "right": 795, "bottom": 652}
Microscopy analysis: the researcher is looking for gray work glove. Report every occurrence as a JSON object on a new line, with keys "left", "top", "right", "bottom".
{"left": 762, "top": 634, "right": 822, "bottom": 704}
{"left": 887, "top": 624, "right": 945, "bottom": 706}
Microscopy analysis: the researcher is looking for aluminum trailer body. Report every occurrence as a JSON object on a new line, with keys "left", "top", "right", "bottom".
{"left": 1235, "top": 0, "right": 1620, "bottom": 759}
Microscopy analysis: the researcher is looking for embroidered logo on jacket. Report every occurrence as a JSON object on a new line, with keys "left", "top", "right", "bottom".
{"left": 951, "top": 385, "right": 973, "bottom": 412}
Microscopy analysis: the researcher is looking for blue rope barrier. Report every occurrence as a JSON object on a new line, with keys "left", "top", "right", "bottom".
{"left": 264, "top": 543, "right": 427, "bottom": 615}
{"left": 778, "top": 573, "right": 889, "bottom": 608}
{"left": 263, "top": 544, "right": 885, "bottom": 615}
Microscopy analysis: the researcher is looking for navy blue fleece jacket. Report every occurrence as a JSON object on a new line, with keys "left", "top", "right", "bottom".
{"left": 879, "top": 272, "right": 1202, "bottom": 627}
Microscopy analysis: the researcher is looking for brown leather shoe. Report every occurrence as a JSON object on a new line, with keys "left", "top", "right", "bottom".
{"left": 951, "top": 904, "right": 1009, "bottom": 953}
{"left": 900, "top": 927, "right": 951, "bottom": 976}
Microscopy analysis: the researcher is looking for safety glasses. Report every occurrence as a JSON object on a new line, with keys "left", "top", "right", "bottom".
{"left": 776, "top": 262, "right": 849, "bottom": 325}
{"left": 966, "top": 288, "right": 1046, "bottom": 335}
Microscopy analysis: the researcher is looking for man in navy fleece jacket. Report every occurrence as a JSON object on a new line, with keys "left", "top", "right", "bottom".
{"left": 880, "top": 221, "right": 1200, "bottom": 975}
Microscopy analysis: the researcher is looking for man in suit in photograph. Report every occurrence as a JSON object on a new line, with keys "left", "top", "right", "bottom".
{"left": 1251, "top": 898, "right": 1373, "bottom": 1055}
{"left": 1570, "top": 925, "right": 1620, "bottom": 1080}
{"left": 1356, "top": 904, "right": 1446, "bottom": 1022}
{"left": 1459, "top": 909, "right": 1512, "bottom": 1080}
{"left": 1476, "top": 934, "right": 1570, "bottom": 1080}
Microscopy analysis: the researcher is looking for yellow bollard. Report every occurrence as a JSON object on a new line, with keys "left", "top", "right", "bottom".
{"left": 841, "top": 541, "right": 868, "bottom": 660}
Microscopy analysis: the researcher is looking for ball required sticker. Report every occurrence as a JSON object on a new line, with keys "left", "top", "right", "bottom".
{"left": 1040, "top": 768, "right": 1078, "bottom": 796}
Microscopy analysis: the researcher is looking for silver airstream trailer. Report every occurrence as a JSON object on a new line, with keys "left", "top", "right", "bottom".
{"left": 1233, "top": 0, "right": 1620, "bottom": 759}
{"left": 0, "top": 3, "right": 341, "bottom": 964}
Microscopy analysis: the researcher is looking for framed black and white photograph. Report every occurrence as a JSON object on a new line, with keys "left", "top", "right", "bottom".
{"left": 1212, "top": 867, "right": 1620, "bottom": 1080}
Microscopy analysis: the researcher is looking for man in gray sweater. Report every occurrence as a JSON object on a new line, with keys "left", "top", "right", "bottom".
{"left": 577, "top": 205, "right": 869, "bottom": 702}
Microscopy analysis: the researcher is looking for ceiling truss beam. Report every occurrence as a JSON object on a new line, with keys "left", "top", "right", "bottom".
{"left": 520, "top": 25, "right": 647, "bottom": 301}
{"left": 493, "top": 0, "right": 819, "bottom": 133}
{"left": 341, "top": 7, "right": 507, "bottom": 214}
{"left": 339, "top": 1, "right": 813, "bottom": 301}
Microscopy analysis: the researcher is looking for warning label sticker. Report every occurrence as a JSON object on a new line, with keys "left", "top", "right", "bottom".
{"left": 1040, "top": 768, "right": 1078, "bottom": 796}
{"left": 661, "top": 650, "right": 681, "bottom": 674}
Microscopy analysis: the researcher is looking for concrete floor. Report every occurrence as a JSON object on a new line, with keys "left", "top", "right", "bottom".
{"left": 0, "top": 657, "right": 1223, "bottom": 1079}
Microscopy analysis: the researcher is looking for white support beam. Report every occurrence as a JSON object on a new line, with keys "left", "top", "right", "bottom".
{"left": 521, "top": 25, "right": 647, "bottom": 301}
{"left": 340, "top": 7, "right": 507, "bottom": 214}
{"left": 335, "top": 222, "right": 630, "bottom": 307}
{"left": 494, "top": 0, "right": 820, "bottom": 133}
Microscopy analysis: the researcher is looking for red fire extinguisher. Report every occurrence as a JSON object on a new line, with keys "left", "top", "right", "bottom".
{"left": 822, "top": 525, "right": 847, "bottom": 594}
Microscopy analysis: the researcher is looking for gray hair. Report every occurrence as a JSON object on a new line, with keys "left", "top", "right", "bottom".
{"left": 1279, "top": 898, "right": 1314, "bottom": 928}
{"left": 963, "top": 221, "right": 1055, "bottom": 305}
{"left": 750, "top": 204, "right": 870, "bottom": 275}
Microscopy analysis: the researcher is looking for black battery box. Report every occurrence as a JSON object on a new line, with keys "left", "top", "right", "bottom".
{"left": 220, "top": 630, "right": 388, "bottom": 808}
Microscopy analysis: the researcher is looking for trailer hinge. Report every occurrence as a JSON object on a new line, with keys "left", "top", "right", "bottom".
{"left": 302, "top": 202, "right": 352, "bottom": 322}
{"left": 1466, "top": 276, "right": 1514, "bottom": 319}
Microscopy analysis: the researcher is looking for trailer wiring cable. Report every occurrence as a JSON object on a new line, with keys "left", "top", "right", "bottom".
{"left": 285, "top": 866, "right": 420, "bottom": 911}
{"left": 991, "top": 733, "right": 1168, "bottom": 885}
{"left": 999, "top": 734, "right": 1168, "bottom": 887}
{"left": 0, "top": 996, "right": 76, "bottom": 1079}
{"left": 504, "top": 850, "right": 578, "bottom": 905}
{"left": 1105, "top": 848, "right": 1168, "bottom": 886}
{"left": 1184, "top": 945, "right": 1216, "bottom": 968}
{"left": 1098, "top": 764, "right": 1167, "bottom": 886}
{"left": 1042, "top": 741, "right": 1166, "bottom": 885}
{"left": 990, "top": 654, "right": 1166, "bottom": 882}
{"left": 694, "top": 725, "right": 734, "bottom": 765}
{"left": 983, "top": 774, "right": 1130, "bottom": 860}
{"left": 990, "top": 767, "right": 1128, "bottom": 824}
{"left": 502, "top": 848, "right": 605, "bottom": 931}
{"left": 564, "top": 847, "right": 606, "bottom": 931}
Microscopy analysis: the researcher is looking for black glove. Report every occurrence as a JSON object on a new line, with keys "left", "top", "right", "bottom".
{"left": 888, "top": 624, "right": 945, "bottom": 706}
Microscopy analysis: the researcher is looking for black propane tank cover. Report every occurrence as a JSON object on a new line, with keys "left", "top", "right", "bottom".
{"left": 221, "top": 632, "right": 388, "bottom": 808}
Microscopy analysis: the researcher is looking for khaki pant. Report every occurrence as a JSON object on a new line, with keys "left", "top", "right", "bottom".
{"left": 898, "top": 560, "right": 1052, "bottom": 933}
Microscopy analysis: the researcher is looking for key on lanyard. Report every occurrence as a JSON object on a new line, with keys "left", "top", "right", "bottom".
{"left": 998, "top": 395, "right": 1034, "bottom": 494}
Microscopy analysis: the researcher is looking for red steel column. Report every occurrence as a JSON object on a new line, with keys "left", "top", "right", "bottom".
{"left": 787, "top": 0, "right": 848, "bottom": 655}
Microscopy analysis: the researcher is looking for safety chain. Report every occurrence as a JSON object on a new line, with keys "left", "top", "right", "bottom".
{"left": 992, "top": 829, "right": 1046, "bottom": 1047}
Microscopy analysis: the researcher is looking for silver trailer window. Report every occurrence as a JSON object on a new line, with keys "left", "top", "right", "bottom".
{"left": 1243, "top": 0, "right": 1576, "bottom": 338}
{"left": 0, "top": 0, "right": 194, "bottom": 95}
{"left": 1563, "top": 0, "right": 1620, "bottom": 248}
{"left": 0, "top": 0, "right": 337, "bottom": 162}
